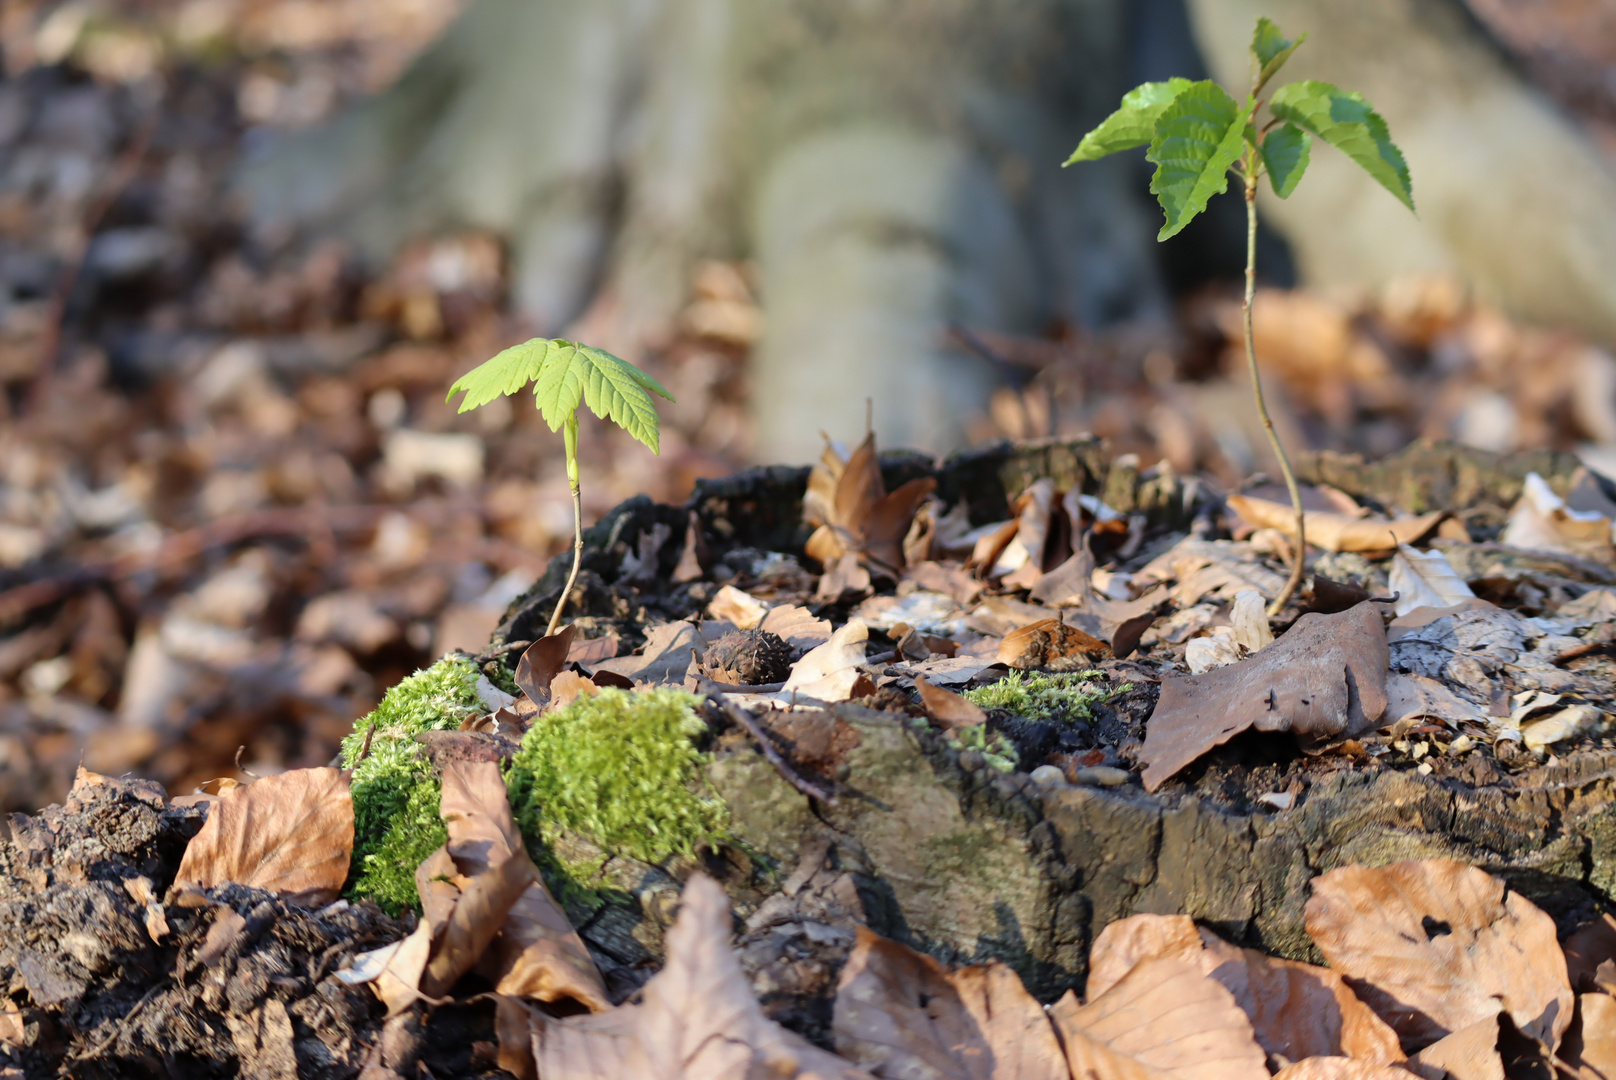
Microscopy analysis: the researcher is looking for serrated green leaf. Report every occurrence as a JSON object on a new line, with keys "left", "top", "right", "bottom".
{"left": 445, "top": 339, "right": 550, "bottom": 412}
{"left": 448, "top": 337, "right": 674, "bottom": 454}
{"left": 1251, "top": 17, "right": 1305, "bottom": 90}
{"left": 1065, "top": 78, "right": 1194, "bottom": 164}
{"left": 1146, "top": 81, "right": 1254, "bottom": 241}
{"left": 1270, "top": 80, "right": 1414, "bottom": 211}
{"left": 1262, "top": 123, "right": 1311, "bottom": 198}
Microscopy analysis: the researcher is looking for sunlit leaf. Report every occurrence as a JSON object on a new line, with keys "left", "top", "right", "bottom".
{"left": 1146, "top": 81, "right": 1254, "bottom": 240}
{"left": 1269, "top": 80, "right": 1414, "bottom": 211}
{"left": 1066, "top": 78, "right": 1194, "bottom": 163}
{"left": 1251, "top": 17, "right": 1305, "bottom": 90}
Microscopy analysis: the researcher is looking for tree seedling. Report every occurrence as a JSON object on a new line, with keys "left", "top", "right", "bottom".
{"left": 1066, "top": 18, "right": 1414, "bottom": 613}
{"left": 448, "top": 338, "right": 674, "bottom": 637}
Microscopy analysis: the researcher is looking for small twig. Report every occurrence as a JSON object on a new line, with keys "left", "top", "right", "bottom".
{"left": 1556, "top": 640, "right": 1614, "bottom": 665}
{"left": 696, "top": 677, "right": 836, "bottom": 805}
{"left": 699, "top": 678, "right": 788, "bottom": 694}
{"left": 472, "top": 640, "right": 533, "bottom": 664}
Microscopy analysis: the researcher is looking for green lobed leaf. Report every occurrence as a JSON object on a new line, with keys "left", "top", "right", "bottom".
{"left": 1261, "top": 122, "right": 1311, "bottom": 198}
{"left": 1269, "top": 80, "right": 1414, "bottom": 211}
{"left": 1146, "top": 80, "right": 1254, "bottom": 241}
{"left": 1065, "top": 78, "right": 1194, "bottom": 163}
{"left": 447, "top": 337, "right": 675, "bottom": 454}
{"left": 1250, "top": 17, "right": 1305, "bottom": 90}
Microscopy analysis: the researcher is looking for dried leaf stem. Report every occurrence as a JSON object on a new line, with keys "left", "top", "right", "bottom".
{"left": 1243, "top": 159, "right": 1306, "bottom": 615}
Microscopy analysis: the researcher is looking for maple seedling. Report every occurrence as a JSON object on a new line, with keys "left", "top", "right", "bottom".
{"left": 448, "top": 338, "right": 674, "bottom": 637}
{"left": 1066, "top": 17, "right": 1414, "bottom": 613}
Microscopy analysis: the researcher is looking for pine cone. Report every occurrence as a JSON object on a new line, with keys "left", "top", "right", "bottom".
{"left": 700, "top": 629, "right": 793, "bottom": 685}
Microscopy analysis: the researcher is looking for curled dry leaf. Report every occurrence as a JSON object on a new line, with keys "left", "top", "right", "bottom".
{"left": 708, "top": 584, "right": 770, "bottom": 629}
{"left": 784, "top": 619, "right": 870, "bottom": 691}
{"left": 913, "top": 675, "right": 988, "bottom": 730}
{"left": 437, "top": 761, "right": 609, "bottom": 1012}
{"left": 804, "top": 432, "right": 937, "bottom": 576}
{"left": 1388, "top": 545, "right": 1477, "bottom": 618}
{"left": 1564, "top": 914, "right": 1616, "bottom": 993}
{"left": 1304, "top": 860, "right": 1573, "bottom": 1050}
{"left": 514, "top": 624, "right": 577, "bottom": 706}
{"left": 1500, "top": 472, "right": 1616, "bottom": 565}
{"left": 532, "top": 874, "right": 872, "bottom": 1079}
{"left": 1228, "top": 590, "right": 1272, "bottom": 654}
{"left": 1226, "top": 493, "right": 1444, "bottom": 553}
{"left": 832, "top": 926, "right": 1068, "bottom": 1080}
{"left": 418, "top": 850, "right": 535, "bottom": 999}
{"left": 1141, "top": 603, "right": 1388, "bottom": 792}
{"left": 1049, "top": 956, "right": 1268, "bottom": 1080}
{"left": 336, "top": 922, "right": 434, "bottom": 1015}
{"left": 171, "top": 766, "right": 354, "bottom": 906}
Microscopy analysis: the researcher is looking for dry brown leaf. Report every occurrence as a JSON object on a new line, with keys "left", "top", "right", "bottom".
{"left": 1565, "top": 916, "right": 1616, "bottom": 996}
{"left": 567, "top": 635, "right": 619, "bottom": 664}
{"left": 1271, "top": 1059, "right": 1413, "bottom": 1079}
{"left": 545, "top": 670, "right": 600, "bottom": 713}
{"left": 998, "top": 618, "right": 1109, "bottom": 671}
{"left": 1383, "top": 673, "right": 1488, "bottom": 729}
{"left": 1388, "top": 546, "right": 1477, "bottom": 618}
{"left": 804, "top": 432, "right": 937, "bottom": 576}
{"left": 171, "top": 766, "right": 353, "bottom": 906}
{"left": 1141, "top": 603, "right": 1388, "bottom": 791}
{"left": 533, "top": 874, "right": 872, "bottom": 1079}
{"left": 1407, "top": 1017, "right": 1502, "bottom": 1080}
{"left": 832, "top": 926, "right": 1067, "bottom": 1080}
{"left": 758, "top": 603, "right": 834, "bottom": 650}
{"left": 1050, "top": 956, "right": 1268, "bottom": 1080}
{"left": 708, "top": 584, "right": 769, "bottom": 629}
{"left": 1305, "top": 860, "right": 1574, "bottom": 1050}
{"left": 418, "top": 850, "right": 535, "bottom": 999}
{"left": 514, "top": 625, "right": 577, "bottom": 705}
{"left": 1085, "top": 914, "right": 1400, "bottom": 1065}
{"left": 817, "top": 552, "right": 874, "bottom": 601}
{"left": 494, "top": 995, "right": 538, "bottom": 1080}
{"left": 1561, "top": 993, "right": 1616, "bottom": 1079}
{"left": 907, "top": 560, "right": 987, "bottom": 606}
{"left": 785, "top": 619, "right": 870, "bottom": 691}
{"left": 913, "top": 675, "right": 989, "bottom": 730}
{"left": 1086, "top": 914, "right": 1206, "bottom": 1001}
{"left": 592, "top": 621, "right": 699, "bottom": 686}
{"left": 437, "top": 761, "right": 609, "bottom": 1012}
{"left": 1226, "top": 494, "right": 1444, "bottom": 553}
{"left": 1500, "top": 473, "right": 1616, "bottom": 565}
{"left": 1197, "top": 935, "right": 1403, "bottom": 1066}
{"left": 336, "top": 921, "right": 433, "bottom": 1015}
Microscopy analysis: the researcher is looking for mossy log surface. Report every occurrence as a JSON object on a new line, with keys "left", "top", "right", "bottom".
{"left": 489, "top": 437, "right": 1616, "bottom": 1003}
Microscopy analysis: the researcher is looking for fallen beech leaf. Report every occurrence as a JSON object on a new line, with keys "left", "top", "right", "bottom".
{"left": 1271, "top": 1059, "right": 1412, "bottom": 1079}
{"left": 1383, "top": 673, "right": 1487, "bottom": 729}
{"left": 437, "top": 761, "right": 609, "bottom": 1012}
{"left": 545, "top": 670, "right": 600, "bottom": 713}
{"left": 592, "top": 621, "right": 698, "bottom": 686}
{"left": 494, "top": 995, "right": 538, "bottom": 1080}
{"left": 968, "top": 595, "right": 1056, "bottom": 637}
{"left": 672, "top": 510, "right": 709, "bottom": 584}
{"left": 913, "top": 675, "right": 988, "bottom": 730}
{"left": 1226, "top": 493, "right": 1444, "bottom": 553}
{"left": 817, "top": 552, "right": 874, "bottom": 601}
{"left": 785, "top": 619, "right": 870, "bottom": 691}
{"left": 171, "top": 766, "right": 353, "bottom": 905}
{"left": 1388, "top": 545, "right": 1477, "bottom": 617}
{"left": 1086, "top": 914, "right": 1205, "bottom": 1000}
{"left": 1307, "top": 575, "right": 1374, "bottom": 615}
{"left": 1141, "top": 603, "right": 1388, "bottom": 791}
{"left": 781, "top": 666, "right": 877, "bottom": 704}
{"left": 1500, "top": 472, "right": 1616, "bottom": 565}
{"left": 1564, "top": 915, "right": 1616, "bottom": 993}
{"left": 708, "top": 584, "right": 769, "bottom": 629}
{"left": 1111, "top": 611, "right": 1157, "bottom": 660}
{"left": 1305, "top": 860, "right": 1574, "bottom": 1050}
{"left": 804, "top": 432, "right": 937, "bottom": 576}
{"left": 418, "top": 851, "right": 535, "bottom": 999}
{"left": 832, "top": 926, "right": 1067, "bottom": 1080}
{"left": 1229, "top": 590, "right": 1272, "bottom": 654}
{"left": 1407, "top": 1017, "right": 1502, "bottom": 1080}
{"left": 1185, "top": 633, "right": 1243, "bottom": 673}
{"left": 567, "top": 635, "right": 619, "bottom": 664}
{"left": 1196, "top": 934, "right": 1402, "bottom": 1065}
{"left": 1561, "top": 994, "right": 1616, "bottom": 1078}
{"left": 514, "top": 625, "right": 577, "bottom": 705}
{"left": 1031, "top": 548, "right": 1171, "bottom": 636}
{"left": 998, "top": 618, "right": 1109, "bottom": 671}
{"left": 1050, "top": 956, "right": 1268, "bottom": 1080}
{"left": 907, "top": 560, "right": 986, "bottom": 606}
{"left": 533, "top": 874, "right": 871, "bottom": 1079}
{"left": 758, "top": 604, "right": 834, "bottom": 650}
{"left": 337, "top": 922, "right": 433, "bottom": 1015}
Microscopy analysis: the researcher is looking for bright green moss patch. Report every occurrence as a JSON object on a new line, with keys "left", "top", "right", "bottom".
{"left": 947, "top": 724, "right": 1018, "bottom": 772}
{"left": 505, "top": 688, "right": 729, "bottom": 880}
{"left": 964, "top": 669, "right": 1128, "bottom": 723}
{"left": 341, "top": 656, "right": 486, "bottom": 913}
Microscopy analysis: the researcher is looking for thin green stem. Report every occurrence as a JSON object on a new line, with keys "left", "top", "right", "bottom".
{"left": 547, "top": 414, "right": 584, "bottom": 639}
{"left": 1242, "top": 159, "right": 1306, "bottom": 615}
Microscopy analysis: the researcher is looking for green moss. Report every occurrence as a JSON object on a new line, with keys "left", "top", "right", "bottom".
{"left": 341, "top": 657, "right": 485, "bottom": 913}
{"left": 947, "top": 724, "right": 1018, "bottom": 772}
{"left": 964, "top": 669, "right": 1128, "bottom": 723}
{"left": 505, "top": 688, "right": 729, "bottom": 884}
